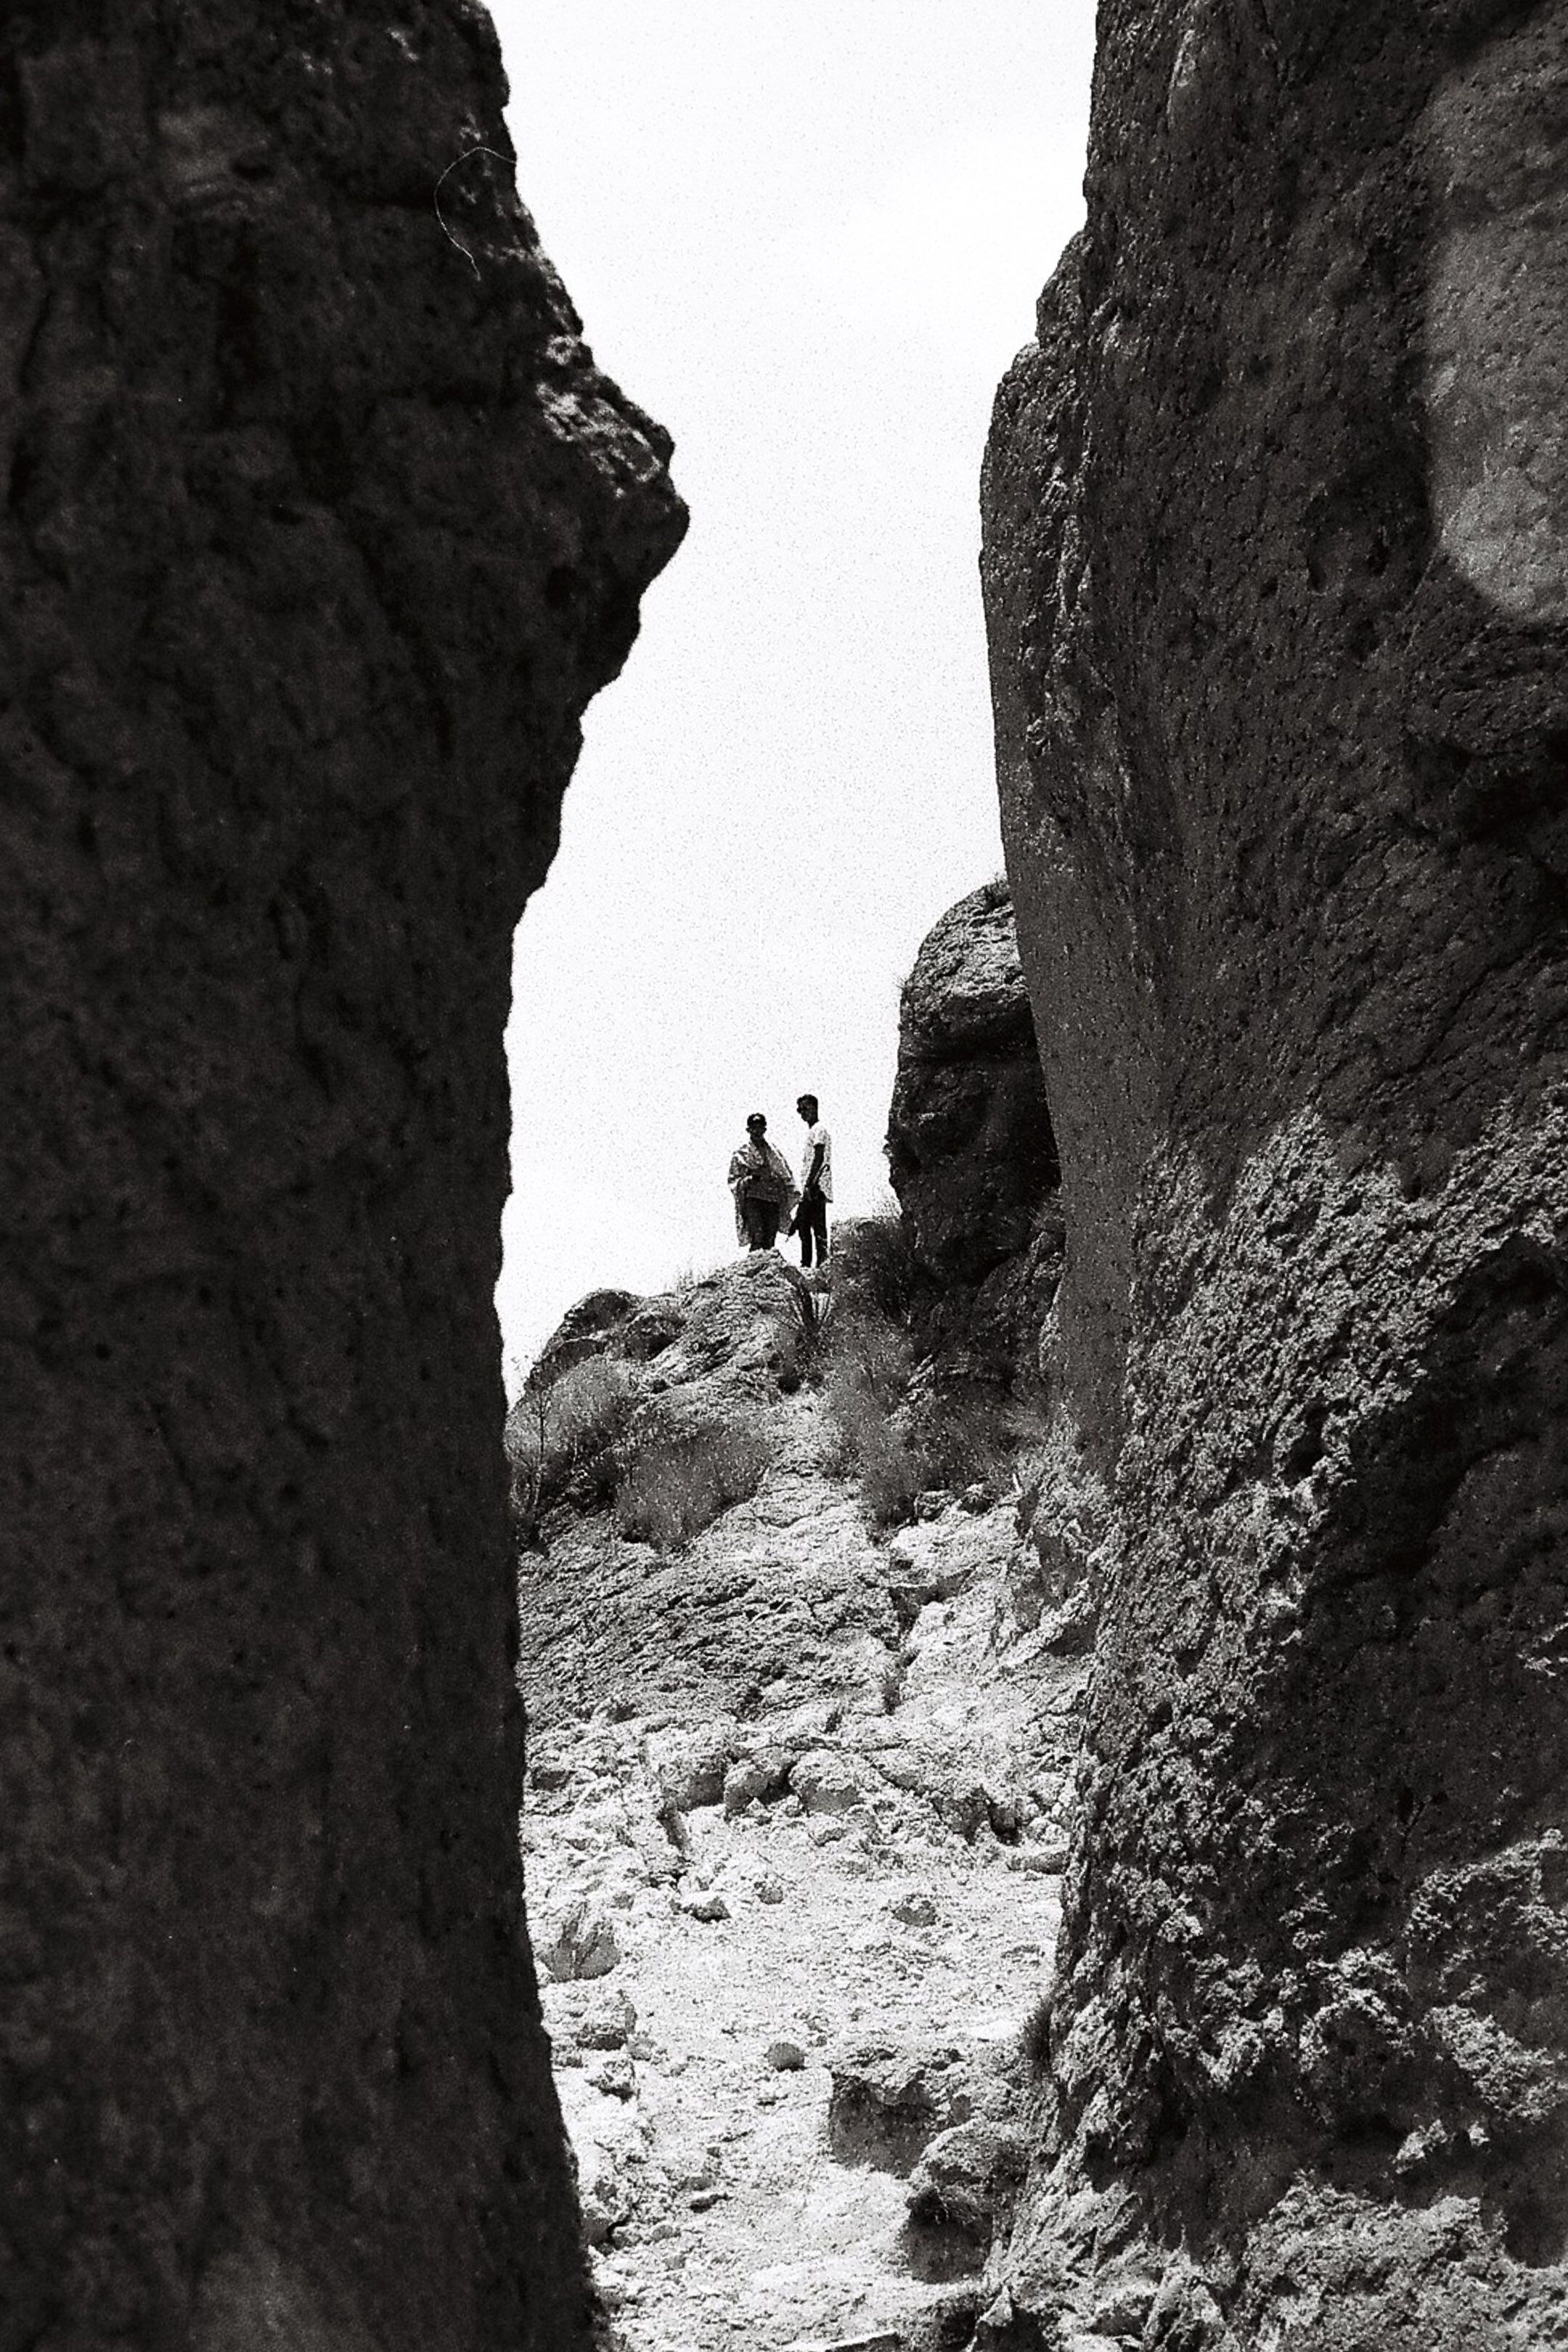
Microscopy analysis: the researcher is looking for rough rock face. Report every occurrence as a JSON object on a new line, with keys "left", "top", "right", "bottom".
{"left": 886, "top": 880, "right": 1062, "bottom": 1400}
{"left": 887, "top": 879, "right": 1058, "bottom": 1287}
{"left": 984, "top": 2, "right": 1568, "bottom": 2343}
{"left": 1, "top": 9, "right": 682, "bottom": 2350}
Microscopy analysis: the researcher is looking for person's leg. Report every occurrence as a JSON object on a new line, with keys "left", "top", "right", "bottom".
{"left": 798, "top": 1199, "right": 814, "bottom": 1268}
{"left": 757, "top": 1203, "right": 780, "bottom": 1249}
{"left": 742, "top": 1199, "right": 768, "bottom": 1249}
{"left": 816, "top": 1193, "right": 830, "bottom": 1262}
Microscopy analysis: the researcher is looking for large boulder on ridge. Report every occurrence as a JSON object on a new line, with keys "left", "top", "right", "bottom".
{"left": 984, "top": 2, "right": 1568, "bottom": 2344}
{"left": 0, "top": 8, "right": 682, "bottom": 2349}
{"left": 886, "top": 878, "right": 1058, "bottom": 1286}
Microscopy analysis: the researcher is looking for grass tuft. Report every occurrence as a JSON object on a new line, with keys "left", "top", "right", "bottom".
{"left": 613, "top": 1421, "right": 772, "bottom": 1549}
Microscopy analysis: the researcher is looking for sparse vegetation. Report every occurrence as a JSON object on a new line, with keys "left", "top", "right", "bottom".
{"left": 833, "top": 1201, "right": 928, "bottom": 1326}
{"left": 815, "top": 1210, "right": 1046, "bottom": 1524}
{"left": 1021, "top": 1990, "right": 1053, "bottom": 2077}
{"left": 814, "top": 1212, "right": 931, "bottom": 1524}
{"left": 613, "top": 1420, "right": 772, "bottom": 1549}
{"left": 506, "top": 1355, "right": 637, "bottom": 1544}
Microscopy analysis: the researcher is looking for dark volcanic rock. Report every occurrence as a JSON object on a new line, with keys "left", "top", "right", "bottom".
{"left": 984, "top": 1, "right": 1568, "bottom": 2343}
{"left": 884, "top": 882, "right": 1063, "bottom": 1425}
{"left": 0, "top": 9, "right": 682, "bottom": 2350}
{"left": 887, "top": 880, "right": 1058, "bottom": 1287}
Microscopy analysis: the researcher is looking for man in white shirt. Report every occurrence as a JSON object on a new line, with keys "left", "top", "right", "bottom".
{"left": 793, "top": 1095, "right": 833, "bottom": 1267}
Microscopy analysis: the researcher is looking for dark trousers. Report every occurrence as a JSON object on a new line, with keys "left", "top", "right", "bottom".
{"left": 742, "top": 1199, "right": 781, "bottom": 1249}
{"left": 796, "top": 1186, "right": 828, "bottom": 1267}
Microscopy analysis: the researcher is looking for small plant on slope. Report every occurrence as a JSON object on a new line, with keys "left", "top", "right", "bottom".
{"left": 613, "top": 1419, "right": 772, "bottom": 1550}
{"left": 506, "top": 1355, "right": 636, "bottom": 1545}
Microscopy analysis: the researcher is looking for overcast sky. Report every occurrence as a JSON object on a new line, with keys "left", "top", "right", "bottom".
{"left": 490, "top": 1, "right": 1096, "bottom": 1388}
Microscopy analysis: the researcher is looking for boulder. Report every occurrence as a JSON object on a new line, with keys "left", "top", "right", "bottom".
{"left": 724, "top": 1747, "right": 797, "bottom": 1813}
{"left": 0, "top": 7, "right": 682, "bottom": 2346}
{"left": 536, "top": 1898, "right": 622, "bottom": 1985}
{"left": 825, "top": 2038, "right": 981, "bottom": 2175}
{"left": 902, "top": 2120, "right": 1031, "bottom": 2279}
{"left": 790, "top": 1749, "right": 867, "bottom": 1816}
{"left": 650, "top": 1721, "right": 736, "bottom": 1813}
{"left": 983, "top": 0, "right": 1568, "bottom": 2337}
{"left": 886, "top": 881, "right": 1058, "bottom": 1286}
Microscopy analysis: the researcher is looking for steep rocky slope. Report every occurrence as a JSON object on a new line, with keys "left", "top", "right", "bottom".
{"left": 0, "top": 9, "right": 682, "bottom": 2348}
{"left": 983, "top": 1, "right": 1568, "bottom": 2342}
{"left": 514, "top": 1254, "right": 1087, "bottom": 2351}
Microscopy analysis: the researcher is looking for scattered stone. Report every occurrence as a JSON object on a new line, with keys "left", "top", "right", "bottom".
{"left": 584, "top": 2049, "right": 637, "bottom": 2100}
{"left": 889, "top": 1889, "right": 939, "bottom": 1927}
{"left": 576, "top": 2141, "right": 634, "bottom": 2247}
{"left": 678, "top": 1889, "right": 730, "bottom": 1924}
{"left": 870, "top": 1747, "right": 927, "bottom": 1794}
{"left": 687, "top": 2187, "right": 724, "bottom": 2212}
{"left": 536, "top": 1896, "right": 621, "bottom": 1983}
{"left": 933, "top": 1784, "right": 992, "bottom": 1841}
{"left": 754, "top": 1874, "right": 785, "bottom": 1904}
{"left": 1087, "top": 2269, "right": 1159, "bottom": 2339}
{"left": 592, "top": 2258, "right": 640, "bottom": 2311}
{"left": 826, "top": 2038, "right": 979, "bottom": 2173}
{"left": 765, "top": 2038, "right": 807, "bottom": 2071}
{"left": 723, "top": 1747, "right": 797, "bottom": 1813}
{"left": 902, "top": 2119, "right": 1031, "bottom": 2278}
{"left": 1007, "top": 1836, "right": 1070, "bottom": 1874}
{"left": 651, "top": 1722, "right": 735, "bottom": 1813}
{"left": 669, "top": 2147, "right": 719, "bottom": 2191}
{"left": 783, "top": 2335, "right": 901, "bottom": 2352}
{"left": 576, "top": 1988, "right": 637, "bottom": 2050}
{"left": 791, "top": 1751, "right": 865, "bottom": 1814}
{"left": 529, "top": 1758, "right": 573, "bottom": 1792}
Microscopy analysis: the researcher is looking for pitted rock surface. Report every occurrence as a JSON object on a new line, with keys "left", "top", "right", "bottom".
{"left": 0, "top": 8, "right": 683, "bottom": 2347}
{"left": 983, "top": 0, "right": 1568, "bottom": 2340}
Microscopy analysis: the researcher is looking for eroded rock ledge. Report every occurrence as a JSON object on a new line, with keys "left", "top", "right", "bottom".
{"left": 983, "top": 1, "right": 1568, "bottom": 2343}
{"left": 0, "top": 8, "right": 682, "bottom": 2348}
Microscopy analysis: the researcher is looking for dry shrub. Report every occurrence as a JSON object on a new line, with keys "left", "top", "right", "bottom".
{"left": 1020, "top": 1990, "right": 1053, "bottom": 2078}
{"left": 817, "top": 1217, "right": 928, "bottom": 1526}
{"left": 820, "top": 1212, "right": 1048, "bottom": 1525}
{"left": 506, "top": 1356, "right": 636, "bottom": 1540}
{"left": 613, "top": 1420, "right": 772, "bottom": 1549}
{"left": 911, "top": 1389, "right": 1050, "bottom": 1500}
{"left": 830, "top": 1209, "right": 928, "bottom": 1329}
{"left": 819, "top": 1310, "right": 929, "bottom": 1526}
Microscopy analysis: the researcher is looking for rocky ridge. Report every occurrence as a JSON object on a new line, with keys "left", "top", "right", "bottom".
{"left": 514, "top": 1237, "right": 1084, "bottom": 2343}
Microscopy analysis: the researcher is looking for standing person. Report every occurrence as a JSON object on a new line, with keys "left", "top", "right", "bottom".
{"left": 728, "top": 1112, "right": 798, "bottom": 1251}
{"left": 793, "top": 1094, "right": 833, "bottom": 1267}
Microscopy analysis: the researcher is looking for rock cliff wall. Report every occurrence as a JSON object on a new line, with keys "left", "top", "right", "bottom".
{"left": 0, "top": 9, "right": 682, "bottom": 2348}
{"left": 984, "top": 1, "right": 1568, "bottom": 2341}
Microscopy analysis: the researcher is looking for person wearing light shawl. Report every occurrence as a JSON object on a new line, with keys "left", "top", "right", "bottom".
{"left": 727, "top": 1111, "right": 799, "bottom": 1251}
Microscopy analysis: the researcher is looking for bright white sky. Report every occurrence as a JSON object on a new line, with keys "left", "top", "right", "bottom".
{"left": 491, "top": 1, "right": 1095, "bottom": 1389}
